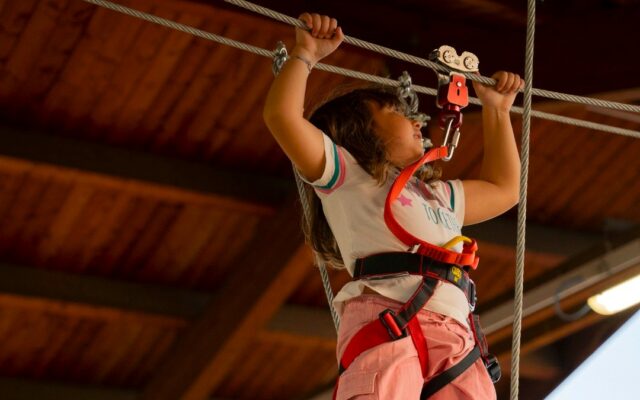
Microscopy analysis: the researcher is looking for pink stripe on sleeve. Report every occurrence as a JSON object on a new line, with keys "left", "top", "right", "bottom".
{"left": 317, "top": 146, "right": 347, "bottom": 194}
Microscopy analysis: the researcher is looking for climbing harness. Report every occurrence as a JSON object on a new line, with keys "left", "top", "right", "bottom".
{"left": 429, "top": 45, "right": 480, "bottom": 161}
{"left": 333, "top": 145, "right": 500, "bottom": 399}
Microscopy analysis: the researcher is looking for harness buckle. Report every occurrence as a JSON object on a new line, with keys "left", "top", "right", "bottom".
{"left": 484, "top": 354, "right": 502, "bottom": 383}
{"left": 379, "top": 309, "right": 407, "bottom": 340}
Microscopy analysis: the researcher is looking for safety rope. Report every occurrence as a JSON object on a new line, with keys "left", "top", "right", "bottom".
{"left": 80, "top": 0, "right": 640, "bottom": 139}
{"left": 293, "top": 169, "right": 341, "bottom": 331}
{"left": 467, "top": 97, "right": 640, "bottom": 139}
{"left": 225, "top": 0, "right": 640, "bottom": 115}
{"left": 511, "top": 0, "right": 537, "bottom": 397}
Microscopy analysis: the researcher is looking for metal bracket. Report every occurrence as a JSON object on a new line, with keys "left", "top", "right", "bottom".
{"left": 429, "top": 45, "right": 479, "bottom": 74}
{"left": 427, "top": 45, "right": 480, "bottom": 161}
{"left": 396, "top": 71, "right": 431, "bottom": 130}
{"left": 272, "top": 41, "right": 288, "bottom": 76}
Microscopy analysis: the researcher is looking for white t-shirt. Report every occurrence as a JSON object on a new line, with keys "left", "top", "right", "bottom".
{"left": 303, "top": 133, "right": 471, "bottom": 327}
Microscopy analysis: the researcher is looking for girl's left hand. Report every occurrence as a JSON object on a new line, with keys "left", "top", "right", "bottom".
{"left": 472, "top": 71, "right": 524, "bottom": 112}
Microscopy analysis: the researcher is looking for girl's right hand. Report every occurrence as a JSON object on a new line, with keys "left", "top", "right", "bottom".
{"left": 293, "top": 13, "right": 344, "bottom": 65}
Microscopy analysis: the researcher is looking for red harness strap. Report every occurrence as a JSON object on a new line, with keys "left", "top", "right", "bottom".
{"left": 334, "top": 278, "right": 437, "bottom": 400}
{"left": 384, "top": 146, "right": 479, "bottom": 269}
{"left": 338, "top": 313, "right": 429, "bottom": 376}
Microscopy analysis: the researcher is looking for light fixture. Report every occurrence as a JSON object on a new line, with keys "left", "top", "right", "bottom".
{"left": 587, "top": 274, "right": 640, "bottom": 315}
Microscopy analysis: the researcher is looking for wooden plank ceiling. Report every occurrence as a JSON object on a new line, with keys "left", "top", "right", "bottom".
{"left": 0, "top": 0, "right": 639, "bottom": 399}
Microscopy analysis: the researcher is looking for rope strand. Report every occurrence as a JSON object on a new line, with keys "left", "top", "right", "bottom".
{"left": 510, "top": 0, "right": 537, "bottom": 398}
{"left": 293, "top": 169, "right": 341, "bottom": 331}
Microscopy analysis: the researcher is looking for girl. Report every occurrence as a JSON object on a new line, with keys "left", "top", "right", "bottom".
{"left": 263, "top": 12, "right": 523, "bottom": 400}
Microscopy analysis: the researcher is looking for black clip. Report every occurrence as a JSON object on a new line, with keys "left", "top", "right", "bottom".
{"left": 468, "top": 279, "right": 477, "bottom": 312}
{"left": 484, "top": 354, "right": 501, "bottom": 383}
{"left": 379, "top": 309, "right": 407, "bottom": 340}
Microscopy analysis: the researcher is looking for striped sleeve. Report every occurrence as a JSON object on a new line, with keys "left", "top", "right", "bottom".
{"left": 297, "top": 132, "right": 347, "bottom": 194}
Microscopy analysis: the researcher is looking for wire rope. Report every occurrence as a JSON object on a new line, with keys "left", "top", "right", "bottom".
{"left": 225, "top": 0, "right": 640, "bottom": 114}
{"left": 80, "top": 0, "right": 640, "bottom": 139}
{"left": 510, "top": 0, "right": 537, "bottom": 397}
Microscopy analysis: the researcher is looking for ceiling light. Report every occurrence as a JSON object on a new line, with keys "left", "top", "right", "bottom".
{"left": 588, "top": 274, "right": 640, "bottom": 315}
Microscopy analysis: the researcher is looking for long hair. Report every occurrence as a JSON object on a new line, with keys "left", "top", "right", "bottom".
{"left": 302, "top": 85, "right": 441, "bottom": 269}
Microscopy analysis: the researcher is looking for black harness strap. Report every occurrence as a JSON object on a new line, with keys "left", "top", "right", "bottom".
{"left": 421, "top": 346, "right": 482, "bottom": 399}
{"left": 355, "top": 252, "right": 476, "bottom": 308}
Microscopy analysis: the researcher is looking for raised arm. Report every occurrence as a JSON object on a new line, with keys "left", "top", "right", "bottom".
{"left": 263, "top": 13, "right": 344, "bottom": 181}
{"left": 462, "top": 71, "right": 524, "bottom": 225}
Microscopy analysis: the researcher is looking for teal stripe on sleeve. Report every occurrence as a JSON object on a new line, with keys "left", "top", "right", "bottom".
{"left": 316, "top": 142, "right": 341, "bottom": 190}
{"left": 446, "top": 181, "right": 455, "bottom": 210}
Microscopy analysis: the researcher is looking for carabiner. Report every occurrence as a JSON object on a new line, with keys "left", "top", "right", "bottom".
{"left": 442, "top": 117, "right": 460, "bottom": 162}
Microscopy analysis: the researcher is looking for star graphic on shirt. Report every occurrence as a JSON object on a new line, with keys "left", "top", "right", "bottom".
{"left": 397, "top": 194, "right": 413, "bottom": 207}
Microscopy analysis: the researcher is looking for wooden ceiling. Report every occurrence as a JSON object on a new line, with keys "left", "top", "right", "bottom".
{"left": 0, "top": 0, "right": 639, "bottom": 399}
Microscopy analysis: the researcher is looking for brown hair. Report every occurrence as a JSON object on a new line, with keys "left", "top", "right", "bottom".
{"left": 303, "top": 85, "right": 441, "bottom": 269}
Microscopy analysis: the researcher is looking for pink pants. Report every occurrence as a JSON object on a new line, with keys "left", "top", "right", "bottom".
{"left": 335, "top": 295, "right": 496, "bottom": 400}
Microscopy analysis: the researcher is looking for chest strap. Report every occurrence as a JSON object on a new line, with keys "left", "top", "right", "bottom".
{"left": 383, "top": 146, "right": 479, "bottom": 269}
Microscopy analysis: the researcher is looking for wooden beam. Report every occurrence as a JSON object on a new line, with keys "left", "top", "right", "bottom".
{"left": 141, "top": 200, "right": 313, "bottom": 400}
{"left": 256, "top": 330, "right": 335, "bottom": 353}
{"left": 266, "top": 304, "right": 337, "bottom": 340}
{"left": 0, "top": 125, "right": 596, "bottom": 250}
{"left": 482, "top": 228, "right": 640, "bottom": 336}
{"left": 0, "top": 377, "right": 235, "bottom": 400}
{"left": 465, "top": 217, "right": 601, "bottom": 256}
{"left": 0, "top": 262, "right": 208, "bottom": 320}
{"left": 0, "top": 225, "right": 627, "bottom": 363}
{"left": 486, "top": 229, "right": 640, "bottom": 377}
{"left": 0, "top": 261, "right": 336, "bottom": 338}
{"left": 517, "top": 347, "right": 563, "bottom": 381}
{"left": 0, "top": 377, "right": 137, "bottom": 400}
{"left": 0, "top": 292, "right": 186, "bottom": 329}
{"left": 0, "top": 123, "right": 290, "bottom": 211}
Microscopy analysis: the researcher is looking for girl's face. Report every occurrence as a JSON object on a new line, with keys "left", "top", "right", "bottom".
{"left": 369, "top": 102, "right": 425, "bottom": 168}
